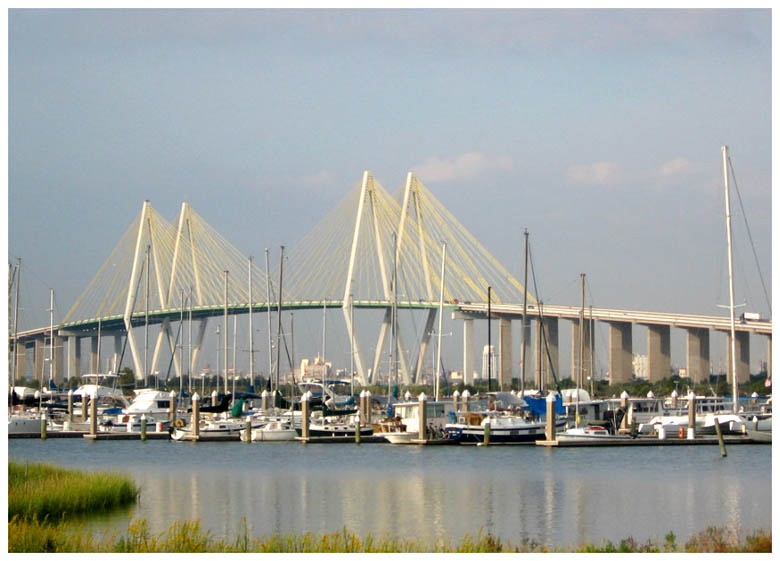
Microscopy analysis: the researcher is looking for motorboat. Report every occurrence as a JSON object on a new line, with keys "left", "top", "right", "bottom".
{"left": 376, "top": 416, "right": 415, "bottom": 444}
{"left": 8, "top": 412, "right": 44, "bottom": 436}
{"left": 242, "top": 420, "right": 297, "bottom": 441}
{"left": 556, "top": 424, "right": 635, "bottom": 442}
{"left": 446, "top": 411, "right": 567, "bottom": 444}
{"left": 380, "top": 398, "right": 457, "bottom": 443}
{"left": 171, "top": 416, "right": 249, "bottom": 440}
{"left": 298, "top": 414, "right": 373, "bottom": 437}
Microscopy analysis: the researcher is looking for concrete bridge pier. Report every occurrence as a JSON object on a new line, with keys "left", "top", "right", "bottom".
{"left": 767, "top": 334, "right": 772, "bottom": 380}
{"left": 725, "top": 330, "right": 750, "bottom": 384}
{"left": 536, "top": 316, "right": 559, "bottom": 389}
{"left": 14, "top": 343, "right": 27, "bottom": 383}
{"left": 685, "top": 328, "right": 710, "bottom": 385}
{"left": 34, "top": 339, "right": 45, "bottom": 384}
{"left": 461, "top": 315, "right": 474, "bottom": 385}
{"left": 645, "top": 324, "right": 671, "bottom": 382}
{"left": 607, "top": 321, "right": 633, "bottom": 385}
{"left": 90, "top": 336, "right": 100, "bottom": 373}
{"left": 67, "top": 336, "right": 81, "bottom": 381}
{"left": 570, "top": 318, "right": 592, "bottom": 385}
{"left": 498, "top": 317, "right": 512, "bottom": 390}
{"left": 53, "top": 336, "right": 65, "bottom": 385}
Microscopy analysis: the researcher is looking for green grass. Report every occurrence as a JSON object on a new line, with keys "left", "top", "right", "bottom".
{"left": 7, "top": 517, "right": 772, "bottom": 553}
{"left": 8, "top": 461, "right": 139, "bottom": 522}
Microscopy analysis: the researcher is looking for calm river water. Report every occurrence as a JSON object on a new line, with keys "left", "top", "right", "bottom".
{"left": 9, "top": 438, "right": 771, "bottom": 547}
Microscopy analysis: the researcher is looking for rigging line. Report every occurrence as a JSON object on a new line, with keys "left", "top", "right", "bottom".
{"left": 728, "top": 155, "right": 771, "bottom": 315}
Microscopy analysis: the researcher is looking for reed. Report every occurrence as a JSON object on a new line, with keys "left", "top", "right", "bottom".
{"left": 8, "top": 461, "right": 139, "bottom": 521}
{"left": 7, "top": 517, "right": 772, "bottom": 553}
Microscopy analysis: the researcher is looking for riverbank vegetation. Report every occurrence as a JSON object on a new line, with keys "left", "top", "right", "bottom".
{"left": 8, "top": 461, "right": 139, "bottom": 521}
{"left": 8, "top": 517, "right": 771, "bottom": 553}
{"left": 8, "top": 461, "right": 769, "bottom": 553}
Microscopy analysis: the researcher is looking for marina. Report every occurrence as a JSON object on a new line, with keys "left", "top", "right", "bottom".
{"left": 8, "top": 9, "right": 771, "bottom": 553}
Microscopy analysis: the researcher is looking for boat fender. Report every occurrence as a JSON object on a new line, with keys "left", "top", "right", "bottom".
{"left": 174, "top": 418, "right": 186, "bottom": 428}
{"left": 678, "top": 427, "right": 685, "bottom": 439}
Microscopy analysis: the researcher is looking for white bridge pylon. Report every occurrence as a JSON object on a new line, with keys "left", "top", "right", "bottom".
{"left": 63, "top": 173, "right": 533, "bottom": 386}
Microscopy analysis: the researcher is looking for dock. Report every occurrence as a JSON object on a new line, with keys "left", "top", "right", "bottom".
{"left": 295, "top": 435, "right": 386, "bottom": 443}
{"left": 536, "top": 436, "right": 769, "bottom": 447}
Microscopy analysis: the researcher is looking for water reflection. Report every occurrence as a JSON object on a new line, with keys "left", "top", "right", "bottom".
{"left": 8, "top": 440, "right": 771, "bottom": 546}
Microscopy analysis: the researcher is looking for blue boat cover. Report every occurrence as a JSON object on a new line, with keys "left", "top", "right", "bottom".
{"left": 523, "top": 395, "right": 565, "bottom": 417}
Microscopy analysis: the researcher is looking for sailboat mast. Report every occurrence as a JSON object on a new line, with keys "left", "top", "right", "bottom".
{"left": 520, "top": 229, "right": 529, "bottom": 396}
{"left": 11, "top": 258, "right": 20, "bottom": 393}
{"left": 248, "top": 256, "right": 254, "bottom": 384}
{"left": 188, "top": 286, "right": 193, "bottom": 394}
{"left": 265, "top": 248, "right": 273, "bottom": 391}
{"left": 144, "top": 244, "right": 150, "bottom": 387}
{"left": 275, "top": 246, "right": 285, "bottom": 397}
{"left": 577, "top": 274, "right": 585, "bottom": 425}
{"left": 435, "top": 242, "right": 447, "bottom": 401}
{"left": 487, "top": 286, "right": 492, "bottom": 393}
{"left": 722, "top": 145, "right": 739, "bottom": 414}
{"left": 49, "top": 289, "right": 55, "bottom": 385}
{"left": 179, "top": 289, "right": 184, "bottom": 394}
{"left": 391, "top": 233, "right": 398, "bottom": 394}
{"left": 223, "top": 270, "right": 229, "bottom": 398}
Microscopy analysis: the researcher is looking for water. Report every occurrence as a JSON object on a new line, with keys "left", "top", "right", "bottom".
{"left": 9, "top": 439, "right": 771, "bottom": 547}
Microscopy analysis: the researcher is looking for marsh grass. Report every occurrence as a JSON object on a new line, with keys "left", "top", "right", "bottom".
{"left": 8, "top": 461, "right": 139, "bottom": 521}
{"left": 7, "top": 516, "right": 772, "bottom": 553}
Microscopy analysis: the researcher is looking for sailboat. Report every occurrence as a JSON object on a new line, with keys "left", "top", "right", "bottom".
{"left": 556, "top": 275, "right": 633, "bottom": 442}
{"left": 709, "top": 145, "right": 771, "bottom": 440}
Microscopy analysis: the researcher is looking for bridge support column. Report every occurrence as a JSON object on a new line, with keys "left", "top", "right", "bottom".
{"left": 570, "top": 318, "right": 592, "bottom": 384}
{"left": 15, "top": 343, "right": 27, "bottom": 381}
{"left": 462, "top": 317, "right": 474, "bottom": 386}
{"left": 767, "top": 334, "right": 772, "bottom": 381}
{"left": 34, "top": 338, "right": 45, "bottom": 384}
{"left": 685, "top": 328, "right": 710, "bottom": 385}
{"left": 498, "top": 317, "right": 512, "bottom": 390}
{"left": 53, "top": 336, "right": 65, "bottom": 385}
{"left": 68, "top": 336, "right": 81, "bottom": 381}
{"left": 90, "top": 336, "right": 99, "bottom": 373}
{"left": 608, "top": 322, "right": 633, "bottom": 385}
{"left": 726, "top": 330, "right": 750, "bottom": 384}
{"left": 536, "top": 317, "right": 559, "bottom": 389}
{"left": 646, "top": 324, "right": 671, "bottom": 382}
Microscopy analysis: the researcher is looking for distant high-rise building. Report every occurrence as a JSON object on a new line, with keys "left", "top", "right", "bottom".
{"left": 481, "top": 345, "right": 496, "bottom": 381}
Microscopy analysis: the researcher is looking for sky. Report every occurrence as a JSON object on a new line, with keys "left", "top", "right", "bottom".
{"left": 6, "top": 9, "right": 773, "bottom": 380}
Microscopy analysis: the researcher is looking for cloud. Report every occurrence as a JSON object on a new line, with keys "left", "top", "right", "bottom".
{"left": 658, "top": 157, "right": 693, "bottom": 177}
{"left": 566, "top": 161, "right": 624, "bottom": 186}
{"left": 411, "top": 152, "right": 514, "bottom": 183}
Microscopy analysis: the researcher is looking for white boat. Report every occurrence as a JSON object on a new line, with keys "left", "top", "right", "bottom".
{"left": 171, "top": 417, "right": 248, "bottom": 440}
{"left": 243, "top": 420, "right": 297, "bottom": 441}
{"left": 746, "top": 427, "right": 771, "bottom": 442}
{"left": 72, "top": 373, "right": 130, "bottom": 415}
{"left": 376, "top": 416, "right": 415, "bottom": 444}
{"left": 381, "top": 398, "right": 456, "bottom": 443}
{"left": 8, "top": 413, "right": 44, "bottom": 435}
{"left": 556, "top": 424, "right": 635, "bottom": 442}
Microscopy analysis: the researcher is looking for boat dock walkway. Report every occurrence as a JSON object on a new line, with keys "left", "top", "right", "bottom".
{"left": 536, "top": 435, "right": 769, "bottom": 447}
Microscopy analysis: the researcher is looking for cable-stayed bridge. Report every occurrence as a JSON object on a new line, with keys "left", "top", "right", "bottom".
{"left": 11, "top": 172, "right": 771, "bottom": 389}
